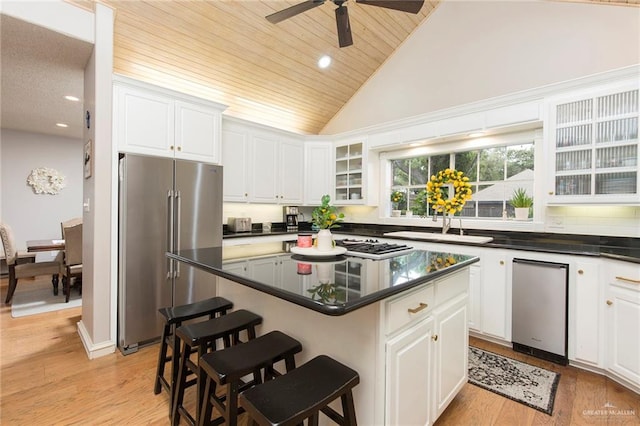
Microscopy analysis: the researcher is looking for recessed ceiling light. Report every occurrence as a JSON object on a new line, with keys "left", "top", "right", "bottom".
{"left": 318, "top": 55, "right": 332, "bottom": 69}
{"left": 468, "top": 132, "right": 485, "bottom": 138}
{"left": 56, "top": 123, "right": 68, "bottom": 128}
{"left": 64, "top": 95, "right": 80, "bottom": 102}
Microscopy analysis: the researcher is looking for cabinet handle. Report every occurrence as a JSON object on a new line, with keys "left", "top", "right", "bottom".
{"left": 578, "top": 269, "right": 584, "bottom": 275}
{"left": 499, "top": 260, "right": 504, "bottom": 265}
{"left": 616, "top": 276, "right": 640, "bottom": 285}
{"left": 432, "top": 335, "right": 438, "bottom": 341}
{"left": 407, "top": 303, "right": 428, "bottom": 314}
{"left": 169, "top": 145, "right": 174, "bottom": 150}
{"left": 177, "top": 146, "right": 182, "bottom": 151}
{"left": 606, "top": 300, "right": 613, "bottom": 306}
{"left": 548, "top": 191, "right": 554, "bottom": 195}
{"left": 244, "top": 193, "right": 248, "bottom": 197}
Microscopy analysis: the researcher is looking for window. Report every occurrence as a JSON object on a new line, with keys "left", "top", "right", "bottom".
{"left": 389, "top": 141, "right": 535, "bottom": 219}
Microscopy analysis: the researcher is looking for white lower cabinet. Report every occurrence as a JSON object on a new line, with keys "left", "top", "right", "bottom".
{"left": 383, "top": 269, "right": 468, "bottom": 425}
{"left": 385, "top": 316, "right": 435, "bottom": 426}
{"left": 479, "top": 249, "right": 510, "bottom": 341}
{"left": 433, "top": 294, "right": 468, "bottom": 418}
{"left": 571, "top": 260, "right": 603, "bottom": 367}
{"left": 605, "top": 261, "right": 640, "bottom": 390}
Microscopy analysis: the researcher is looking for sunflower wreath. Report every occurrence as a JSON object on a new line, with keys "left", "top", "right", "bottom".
{"left": 426, "top": 168, "right": 473, "bottom": 215}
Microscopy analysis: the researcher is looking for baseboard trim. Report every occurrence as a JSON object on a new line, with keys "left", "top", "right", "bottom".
{"left": 77, "top": 319, "right": 116, "bottom": 359}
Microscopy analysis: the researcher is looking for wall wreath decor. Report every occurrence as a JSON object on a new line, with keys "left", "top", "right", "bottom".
{"left": 27, "top": 167, "right": 66, "bottom": 195}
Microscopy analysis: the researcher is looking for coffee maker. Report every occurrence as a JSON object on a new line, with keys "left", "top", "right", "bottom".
{"left": 283, "top": 206, "right": 299, "bottom": 231}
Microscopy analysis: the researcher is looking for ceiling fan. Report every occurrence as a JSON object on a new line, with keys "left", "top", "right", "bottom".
{"left": 266, "top": 0, "right": 425, "bottom": 48}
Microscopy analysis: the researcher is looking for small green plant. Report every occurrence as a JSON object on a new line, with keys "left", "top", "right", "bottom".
{"left": 311, "top": 195, "right": 344, "bottom": 229}
{"left": 509, "top": 188, "right": 533, "bottom": 208}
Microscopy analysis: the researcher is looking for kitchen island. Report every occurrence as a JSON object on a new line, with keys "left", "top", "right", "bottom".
{"left": 169, "top": 242, "right": 478, "bottom": 425}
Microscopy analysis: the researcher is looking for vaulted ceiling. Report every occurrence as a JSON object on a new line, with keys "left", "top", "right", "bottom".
{"left": 96, "top": 0, "right": 438, "bottom": 135}
{"left": 2, "top": 0, "right": 638, "bottom": 139}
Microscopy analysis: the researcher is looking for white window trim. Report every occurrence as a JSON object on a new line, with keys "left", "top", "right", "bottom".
{"left": 378, "top": 128, "right": 546, "bottom": 233}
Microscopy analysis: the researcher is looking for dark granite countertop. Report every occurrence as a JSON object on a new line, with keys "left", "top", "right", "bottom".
{"left": 223, "top": 222, "right": 640, "bottom": 264}
{"left": 168, "top": 244, "right": 478, "bottom": 316}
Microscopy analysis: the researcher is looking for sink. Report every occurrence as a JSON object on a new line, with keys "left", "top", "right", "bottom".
{"left": 383, "top": 231, "right": 493, "bottom": 244}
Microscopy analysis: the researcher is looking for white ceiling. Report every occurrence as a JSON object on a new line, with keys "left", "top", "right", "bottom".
{"left": 0, "top": 14, "right": 93, "bottom": 140}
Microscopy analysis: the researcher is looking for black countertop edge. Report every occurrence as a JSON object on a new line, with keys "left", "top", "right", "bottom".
{"left": 223, "top": 222, "right": 640, "bottom": 264}
{"left": 168, "top": 250, "right": 479, "bottom": 316}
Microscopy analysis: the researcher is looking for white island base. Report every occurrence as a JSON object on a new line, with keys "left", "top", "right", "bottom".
{"left": 216, "top": 267, "right": 470, "bottom": 426}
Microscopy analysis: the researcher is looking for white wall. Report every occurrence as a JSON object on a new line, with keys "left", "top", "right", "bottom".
{"left": 322, "top": 1, "right": 640, "bottom": 134}
{"left": 0, "top": 129, "right": 83, "bottom": 249}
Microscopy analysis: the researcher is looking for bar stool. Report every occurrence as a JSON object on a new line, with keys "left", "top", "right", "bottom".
{"left": 198, "top": 330, "right": 303, "bottom": 426}
{"left": 154, "top": 297, "right": 233, "bottom": 399}
{"left": 172, "top": 309, "right": 263, "bottom": 426}
{"left": 239, "top": 355, "right": 360, "bottom": 426}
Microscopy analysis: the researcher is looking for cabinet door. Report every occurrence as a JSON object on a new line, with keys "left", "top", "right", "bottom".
{"left": 175, "top": 101, "right": 221, "bottom": 163}
{"left": 249, "top": 257, "right": 279, "bottom": 287}
{"left": 572, "top": 260, "right": 602, "bottom": 366}
{"left": 115, "top": 84, "right": 174, "bottom": 157}
{"left": 547, "top": 86, "right": 639, "bottom": 204}
{"left": 279, "top": 139, "right": 304, "bottom": 204}
{"left": 606, "top": 279, "right": 640, "bottom": 386}
{"left": 467, "top": 264, "right": 482, "bottom": 333}
{"left": 481, "top": 250, "right": 509, "bottom": 340}
{"left": 221, "top": 129, "right": 249, "bottom": 202}
{"left": 433, "top": 294, "right": 468, "bottom": 418}
{"left": 304, "top": 142, "right": 333, "bottom": 205}
{"left": 385, "top": 316, "right": 434, "bottom": 426}
{"left": 250, "top": 135, "right": 279, "bottom": 203}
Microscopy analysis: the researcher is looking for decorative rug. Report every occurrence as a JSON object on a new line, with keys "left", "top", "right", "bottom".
{"left": 468, "top": 346, "right": 560, "bottom": 415}
{"left": 11, "top": 286, "right": 81, "bottom": 318}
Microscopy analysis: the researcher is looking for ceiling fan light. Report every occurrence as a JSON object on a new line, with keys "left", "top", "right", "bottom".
{"left": 318, "top": 55, "right": 332, "bottom": 69}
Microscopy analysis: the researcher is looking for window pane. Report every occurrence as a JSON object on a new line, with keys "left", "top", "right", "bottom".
{"left": 409, "top": 157, "right": 429, "bottom": 185}
{"left": 430, "top": 155, "right": 450, "bottom": 176}
{"left": 408, "top": 188, "right": 429, "bottom": 216}
{"left": 479, "top": 147, "right": 505, "bottom": 181}
{"left": 506, "top": 143, "right": 534, "bottom": 178}
{"left": 392, "top": 159, "right": 410, "bottom": 186}
{"left": 455, "top": 151, "right": 478, "bottom": 181}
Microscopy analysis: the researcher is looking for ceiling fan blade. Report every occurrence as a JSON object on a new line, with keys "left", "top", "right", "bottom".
{"left": 335, "top": 5, "right": 353, "bottom": 48}
{"left": 356, "top": 0, "right": 425, "bottom": 14}
{"left": 266, "top": 0, "right": 325, "bottom": 24}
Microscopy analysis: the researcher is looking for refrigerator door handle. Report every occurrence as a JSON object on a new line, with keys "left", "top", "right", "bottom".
{"left": 175, "top": 190, "right": 181, "bottom": 277}
{"left": 167, "top": 190, "right": 174, "bottom": 279}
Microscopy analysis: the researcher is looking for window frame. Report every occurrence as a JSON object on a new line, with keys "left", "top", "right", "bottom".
{"left": 380, "top": 129, "right": 541, "bottom": 221}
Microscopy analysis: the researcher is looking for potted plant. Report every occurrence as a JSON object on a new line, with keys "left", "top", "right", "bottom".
{"left": 311, "top": 195, "right": 344, "bottom": 251}
{"left": 509, "top": 188, "right": 533, "bottom": 220}
{"left": 390, "top": 190, "right": 405, "bottom": 217}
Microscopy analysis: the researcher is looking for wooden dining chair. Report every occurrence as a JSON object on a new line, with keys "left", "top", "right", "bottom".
{"left": 60, "top": 217, "right": 82, "bottom": 239}
{"left": 0, "top": 222, "right": 61, "bottom": 304}
{"left": 61, "top": 222, "right": 82, "bottom": 303}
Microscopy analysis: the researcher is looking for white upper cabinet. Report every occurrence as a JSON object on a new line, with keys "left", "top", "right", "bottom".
{"left": 334, "top": 140, "right": 365, "bottom": 204}
{"left": 547, "top": 83, "right": 639, "bottom": 204}
{"left": 304, "top": 141, "right": 333, "bottom": 205}
{"left": 221, "top": 119, "right": 304, "bottom": 204}
{"left": 114, "top": 76, "right": 226, "bottom": 164}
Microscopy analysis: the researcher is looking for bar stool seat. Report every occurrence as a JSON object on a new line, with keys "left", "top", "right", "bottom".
{"left": 172, "top": 309, "right": 263, "bottom": 426}
{"left": 239, "top": 355, "right": 360, "bottom": 426}
{"left": 154, "top": 297, "right": 233, "bottom": 397}
{"left": 198, "top": 330, "right": 303, "bottom": 426}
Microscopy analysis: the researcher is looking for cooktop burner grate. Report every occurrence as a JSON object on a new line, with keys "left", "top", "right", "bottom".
{"left": 334, "top": 239, "right": 414, "bottom": 259}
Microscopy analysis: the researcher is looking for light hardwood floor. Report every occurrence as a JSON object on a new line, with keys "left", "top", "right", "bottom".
{"left": 1, "top": 276, "right": 638, "bottom": 425}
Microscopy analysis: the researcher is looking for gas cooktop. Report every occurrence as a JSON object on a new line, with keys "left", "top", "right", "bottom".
{"left": 334, "top": 239, "right": 414, "bottom": 259}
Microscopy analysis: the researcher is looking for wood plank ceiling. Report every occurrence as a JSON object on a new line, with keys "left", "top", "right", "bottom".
{"left": 70, "top": 0, "right": 437, "bottom": 134}
{"left": 68, "top": 0, "right": 638, "bottom": 135}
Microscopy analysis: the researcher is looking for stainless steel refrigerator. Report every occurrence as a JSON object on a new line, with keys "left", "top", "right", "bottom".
{"left": 117, "top": 154, "right": 223, "bottom": 354}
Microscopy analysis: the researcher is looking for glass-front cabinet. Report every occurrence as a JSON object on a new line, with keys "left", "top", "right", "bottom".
{"left": 548, "top": 84, "right": 639, "bottom": 203}
{"left": 335, "top": 141, "right": 364, "bottom": 203}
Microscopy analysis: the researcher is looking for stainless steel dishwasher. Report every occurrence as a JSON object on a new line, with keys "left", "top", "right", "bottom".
{"left": 512, "top": 258, "right": 569, "bottom": 365}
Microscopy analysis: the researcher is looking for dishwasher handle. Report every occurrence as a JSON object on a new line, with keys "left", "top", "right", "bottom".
{"left": 513, "top": 258, "right": 568, "bottom": 269}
